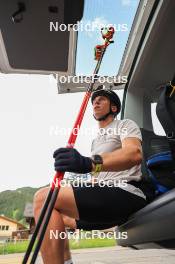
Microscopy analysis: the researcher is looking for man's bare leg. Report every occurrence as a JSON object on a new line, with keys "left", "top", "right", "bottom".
{"left": 64, "top": 236, "right": 71, "bottom": 262}
{"left": 34, "top": 186, "right": 79, "bottom": 264}
{"left": 62, "top": 215, "right": 77, "bottom": 262}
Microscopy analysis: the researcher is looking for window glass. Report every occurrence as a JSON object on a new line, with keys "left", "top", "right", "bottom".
{"left": 151, "top": 103, "right": 166, "bottom": 136}
{"left": 76, "top": 0, "right": 140, "bottom": 76}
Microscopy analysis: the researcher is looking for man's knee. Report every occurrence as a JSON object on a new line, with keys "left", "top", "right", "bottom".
{"left": 61, "top": 214, "right": 77, "bottom": 229}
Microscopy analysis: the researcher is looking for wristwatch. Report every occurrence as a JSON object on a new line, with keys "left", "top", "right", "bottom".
{"left": 91, "top": 154, "right": 103, "bottom": 173}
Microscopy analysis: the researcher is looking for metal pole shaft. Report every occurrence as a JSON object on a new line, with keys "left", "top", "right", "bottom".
{"left": 22, "top": 188, "right": 53, "bottom": 264}
{"left": 30, "top": 187, "right": 59, "bottom": 264}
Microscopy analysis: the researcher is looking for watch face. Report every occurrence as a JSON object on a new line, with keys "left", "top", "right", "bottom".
{"left": 93, "top": 155, "right": 103, "bottom": 164}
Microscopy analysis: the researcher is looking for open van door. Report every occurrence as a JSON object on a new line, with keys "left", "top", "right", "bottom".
{"left": 0, "top": 0, "right": 84, "bottom": 75}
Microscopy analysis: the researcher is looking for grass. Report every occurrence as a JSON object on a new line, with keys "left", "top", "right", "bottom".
{"left": 70, "top": 237, "right": 116, "bottom": 249}
{"left": 0, "top": 232, "right": 116, "bottom": 255}
{"left": 0, "top": 240, "right": 30, "bottom": 255}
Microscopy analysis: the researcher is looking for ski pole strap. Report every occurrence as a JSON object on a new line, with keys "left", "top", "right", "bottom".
{"left": 169, "top": 81, "right": 175, "bottom": 97}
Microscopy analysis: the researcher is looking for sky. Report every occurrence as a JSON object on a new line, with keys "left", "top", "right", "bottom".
{"left": 0, "top": 0, "right": 164, "bottom": 192}
{"left": 76, "top": 0, "right": 140, "bottom": 75}
{"left": 0, "top": 74, "right": 125, "bottom": 192}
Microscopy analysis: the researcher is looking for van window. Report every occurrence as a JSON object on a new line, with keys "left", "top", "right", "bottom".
{"left": 151, "top": 103, "right": 166, "bottom": 136}
{"left": 76, "top": 0, "right": 140, "bottom": 76}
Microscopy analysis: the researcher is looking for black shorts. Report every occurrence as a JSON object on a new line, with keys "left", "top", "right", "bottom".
{"left": 71, "top": 183, "right": 148, "bottom": 230}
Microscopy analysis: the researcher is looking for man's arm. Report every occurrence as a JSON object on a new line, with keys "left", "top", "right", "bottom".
{"left": 53, "top": 138, "right": 142, "bottom": 174}
{"left": 93, "top": 138, "right": 142, "bottom": 172}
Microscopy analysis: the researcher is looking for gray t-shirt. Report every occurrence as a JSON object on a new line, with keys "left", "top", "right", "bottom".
{"left": 91, "top": 119, "right": 146, "bottom": 199}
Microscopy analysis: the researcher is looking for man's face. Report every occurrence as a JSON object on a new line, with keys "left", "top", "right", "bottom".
{"left": 92, "top": 95, "right": 111, "bottom": 119}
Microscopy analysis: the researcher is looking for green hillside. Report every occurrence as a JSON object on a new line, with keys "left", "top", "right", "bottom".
{"left": 0, "top": 187, "right": 39, "bottom": 223}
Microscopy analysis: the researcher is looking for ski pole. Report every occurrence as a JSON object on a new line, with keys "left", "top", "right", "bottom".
{"left": 23, "top": 27, "right": 115, "bottom": 264}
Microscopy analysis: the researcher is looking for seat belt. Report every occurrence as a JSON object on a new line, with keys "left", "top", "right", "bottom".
{"left": 156, "top": 77, "right": 175, "bottom": 160}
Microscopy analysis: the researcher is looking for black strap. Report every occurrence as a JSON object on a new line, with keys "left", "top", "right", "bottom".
{"left": 167, "top": 132, "right": 175, "bottom": 160}
{"left": 156, "top": 82, "right": 175, "bottom": 160}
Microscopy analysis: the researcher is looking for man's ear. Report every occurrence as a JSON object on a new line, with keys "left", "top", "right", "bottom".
{"left": 111, "top": 105, "right": 117, "bottom": 114}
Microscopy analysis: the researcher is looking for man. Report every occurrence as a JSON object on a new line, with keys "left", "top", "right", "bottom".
{"left": 34, "top": 86, "right": 149, "bottom": 264}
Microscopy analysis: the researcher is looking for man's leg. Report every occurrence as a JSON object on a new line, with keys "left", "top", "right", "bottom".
{"left": 64, "top": 235, "right": 72, "bottom": 263}
{"left": 61, "top": 215, "right": 77, "bottom": 263}
{"left": 34, "top": 185, "right": 79, "bottom": 264}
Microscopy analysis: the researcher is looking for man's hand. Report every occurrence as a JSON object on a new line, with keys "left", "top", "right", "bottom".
{"left": 53, "top": 148, "right": 92, "bottom": 174}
